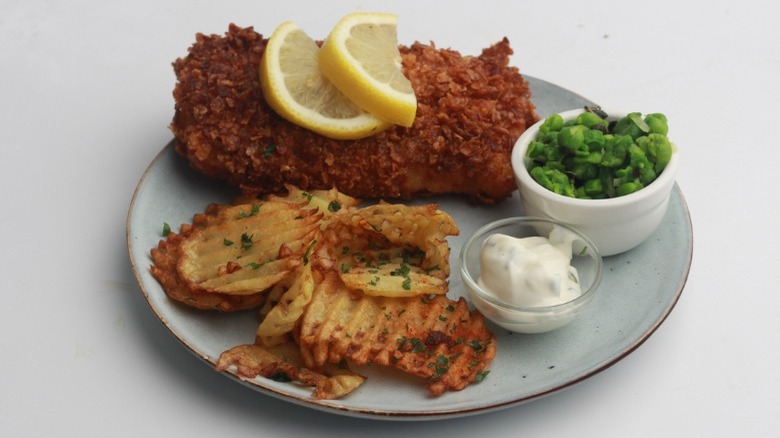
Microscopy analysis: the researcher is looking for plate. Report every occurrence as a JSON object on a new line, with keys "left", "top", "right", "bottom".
{"left": 127, "top": 76, "right": 692, "bottom": 420}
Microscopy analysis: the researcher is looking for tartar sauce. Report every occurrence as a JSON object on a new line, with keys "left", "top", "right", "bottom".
{"left": 477, "top": 227, "right": 581, "bottom": 307}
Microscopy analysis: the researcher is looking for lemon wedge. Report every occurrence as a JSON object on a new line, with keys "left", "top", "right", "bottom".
{"left": 319, "top": 12, "right": 417, "bottom": 127}
{"left": 259, "top": 21, "right": 391, "bottom": 140}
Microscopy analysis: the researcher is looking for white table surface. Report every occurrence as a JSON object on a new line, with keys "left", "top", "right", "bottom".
{"left": 2, "top": 0, "right": 778, "bottom": 436}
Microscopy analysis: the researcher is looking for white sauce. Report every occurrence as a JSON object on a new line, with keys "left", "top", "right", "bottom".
{"left": 477, "top": 227, "right": 581, "bottom": 308}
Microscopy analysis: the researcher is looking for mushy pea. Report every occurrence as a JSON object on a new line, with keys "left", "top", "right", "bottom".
{"left": 525, "top": 107, "right": 673, "bottom": 199}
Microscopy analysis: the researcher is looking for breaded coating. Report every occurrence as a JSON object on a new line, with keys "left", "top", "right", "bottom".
{"left": 171, "top": 24, "right": 538, "bottom": 202}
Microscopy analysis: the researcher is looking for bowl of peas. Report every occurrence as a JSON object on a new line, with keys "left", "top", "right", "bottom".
{"left": 511, "top": 107, "right": 679, "bottom": 256}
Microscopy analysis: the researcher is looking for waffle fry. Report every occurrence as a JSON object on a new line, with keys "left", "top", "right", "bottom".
{"left": 216, "top": 342, "right": 366, "bottom": 399}
{"left": 151, "top": 186, "right": 495, "bottom": 398}
{"left": 176, "top": 201, "right": 322, "bottom": 295}
{"left": 299, "top": 271, "right": 495, "bottom": 395}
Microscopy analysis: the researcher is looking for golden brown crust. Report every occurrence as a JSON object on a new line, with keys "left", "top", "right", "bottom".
{"left": 171, "top": 24, "right": 538, "bottom": 203}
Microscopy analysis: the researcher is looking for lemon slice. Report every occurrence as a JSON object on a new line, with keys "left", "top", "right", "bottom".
{"left": 259, "top": 21, "right": 391, "bottom": 140}
{"left": 319, "top": 12, "right": 417, "bottom": 127}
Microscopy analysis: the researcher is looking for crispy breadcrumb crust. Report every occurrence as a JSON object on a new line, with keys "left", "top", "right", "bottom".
{"left": 171, "top": 24, "right": 538, "bottom": 202}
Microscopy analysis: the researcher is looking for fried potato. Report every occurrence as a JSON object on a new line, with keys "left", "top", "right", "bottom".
{"left": 256, "top": 263, "right": 315, "bottom": 346}
{"left": 269, "top": 184, "right": 361, "bottom": 223}
{"left": 149, "top": 205, "right": 267, "bottom": 311}
{"left": 338, "top": 263, "right": 447, "bottom": 297}
{"left": 317, "top": 203, "right": 455, "bottom": 297}
{"left": 176, "top": 200, "right": 322, "bottom": 295}
{"left": 216, "top": 342, "right": 366, "bottom": 399}
{"left": 299, "top": 271, "right": 495, "bottom": 396}
{"left": 339, "top": 203, "right": 459, "bottom": 277}
{"left": 151, "top": 186, "right": 493, "bottom": 398}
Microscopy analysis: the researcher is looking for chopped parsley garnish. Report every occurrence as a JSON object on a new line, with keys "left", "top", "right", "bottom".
{"left": 263, "top": 144, "right": 277, "bottom": 157}
{"left": 402, "top": 277, "right": 412, "bottom": 290}
{"left": 466, "top": 339, "right": 485, "bottom": 353}
{"left": 162, "top": 222, "right": 171, "bottom": 237}
{"left": 240, "top": 233, "right": 253, "bottom": 250}
{"left": 396, "top": 336, "right": 425, "bottom": 352}
{"left": 223, "top": 238, "right": 234, "bottom": 246}
{"left": 237, "top": 203, "right": 262, "bottom": 219}
{"left": 475, "top": 370, "right": 490, "bottom": 383}
{"left": 410, "top": 338, "right": 426, "bottom": 353}
{"left": 303, "top": 239, "right": 317, "bottom": 265}
{"left": 340, "top": 263, "right": 350, "bottom": 273}
{"left": 301, "top": 191, "right": 313, "bottom": 202}
{"left": 391, "top": 263, "right": 411, "bottom": 277}
{"left": 327, "top": 200, "right": 342, "bottom": 212}
{"left": 430, "top": 355, "right": 451, "bottom": 379}
{"left": 245, "top": 261, "right": 264, "bottom": 270}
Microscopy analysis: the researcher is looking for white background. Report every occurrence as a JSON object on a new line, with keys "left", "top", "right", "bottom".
{"left": 2, "top": 0, "right": 778, "bottom": 436}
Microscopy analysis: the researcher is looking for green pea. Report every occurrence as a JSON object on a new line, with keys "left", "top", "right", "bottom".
{"left": 530, "top": 167, "right": 574, "bottom": 197}
{"left": 529, "top": 165, "right": 551, "bottom": 188}
{"left": 558, "top": 125, "right": 587, "bottom": 152}
{"left": 638, "top": 164, "right": 657, "bottom": 185}
{"left": 573, "top": 152, "right": 603, "bottom": 165}
{"left": 614, "top": 112, "right": 647, "bottom": 140}
{"left": 526, "top": 140, "right": 547, "bottom": 158}
{"left": 654, "top": 141, "right": 672, "bottom": 173}
{"left": 575, "top": 111, "right": 607, "bottom": 129}
{"left": 539, "top": 114, "right": 563, "bottom": 137}
{"left": 628, "top": 143, "right": 651, "bottom": 169}
{"left": 544, "top": 144, "right": 565, "bottom": 162}
{"left": 567, "top": 159, "right": 598, "bottom": 181}
{"left": 615, "top": 165, "right": 634, "bottom": 179}
{"left": 542, "top": 131, "right": 559, "bottom": 145}
{"left": 584, "top": 129, "right": 605, "bottom": 150}
{"left": 616, "top": 181, "right": 643, "bottom": 196}
{"left": 638, "top": 133, "right": 673, "bottom": 173}
{"left": 550, "top": 170, "right": 575, "bottom": 197}
{"left": 584, "top": 178, "right": 604, "bottom": 196}
{"left": 645, "top": 113, "right": 668, "bottom": 135}
{"left": 575, "top": 186, "right": 590, "bottom": 199}
{"left": 600, "top": 134, "right": 629, "bottom": 167}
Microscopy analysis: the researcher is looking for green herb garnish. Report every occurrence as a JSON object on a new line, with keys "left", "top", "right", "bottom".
{"left": 263, "top": 144, "right": 277, "bottom": 157}
{"left": 240, "top": 233, "right": 253, "bottom": 250}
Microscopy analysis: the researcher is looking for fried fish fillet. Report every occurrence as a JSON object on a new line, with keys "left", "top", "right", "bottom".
{"left": 298, "top": 271, "right": 496, "bottom": 396}
{"left": 171, "top": 24, "right": 539, "bottom": 203}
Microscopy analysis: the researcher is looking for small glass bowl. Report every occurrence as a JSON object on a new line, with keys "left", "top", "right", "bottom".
{"left": 460, "top": 217, "right": 603, "bottom": 334}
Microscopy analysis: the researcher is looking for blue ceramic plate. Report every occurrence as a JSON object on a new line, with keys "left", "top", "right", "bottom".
{"left": 127, "top": 76, "right": 693, "bottom": 420}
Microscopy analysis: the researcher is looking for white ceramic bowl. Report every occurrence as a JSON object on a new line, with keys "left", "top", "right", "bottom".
{"left": 460, "top": 217, "right": 603, "bottom": 334}
{"left": 511, "top": 108, "right": 679, "bottom": 256}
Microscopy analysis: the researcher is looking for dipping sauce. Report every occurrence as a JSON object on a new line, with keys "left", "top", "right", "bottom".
{"left": 477, "top": 226, "right": 581, "bottom": 308}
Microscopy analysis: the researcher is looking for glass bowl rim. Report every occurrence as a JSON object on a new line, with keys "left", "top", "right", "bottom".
{"left": 459, "top": 216, "right": 604, "bottom": 313}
